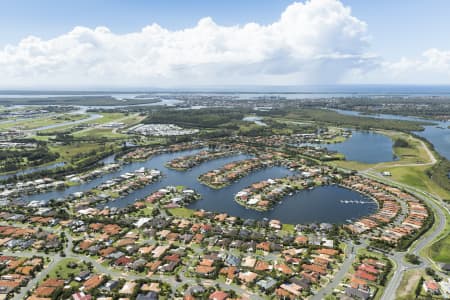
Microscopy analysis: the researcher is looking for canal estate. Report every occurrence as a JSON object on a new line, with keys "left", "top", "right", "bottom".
{"left": 16, "top": 148, "right": 378, "bottom": 224}
{"left": 0, "top": 94, "right": 448, "bottom": 300}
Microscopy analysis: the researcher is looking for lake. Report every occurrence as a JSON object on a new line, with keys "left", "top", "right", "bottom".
{"left": 296, "top": 129, "right": 397, "bottom": 164}
{"left": 322, "top": 131, "right": 397, "bottom": 164}
{"left": 333, "top": 109, "right": 450, "bottom": 161}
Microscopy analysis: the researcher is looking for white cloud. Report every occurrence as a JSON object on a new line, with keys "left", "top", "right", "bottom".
{"left": 0, "top": 0, "right": 374, "bottom": 88}
{"left": 344, "top": 48, "right": 450, "bottom": 84}
{"left": 387, "top": 48, "right": 450, "bottom": 78}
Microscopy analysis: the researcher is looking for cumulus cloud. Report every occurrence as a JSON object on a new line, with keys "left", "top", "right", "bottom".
{"left": 0, "top": 0, "right": 374, "bottom": 88}
{"left": 345, "top": 48, "right": 450, "bottom": 84}
{"left": 387, "top": 48, "right": 450, "bottom": 78}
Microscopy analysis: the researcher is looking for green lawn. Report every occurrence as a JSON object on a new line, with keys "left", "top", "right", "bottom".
{"left": 0, "top": 114, "right": 87, "bottom": 130}
{"left": 427, "top": 211, "right": 450, "bottom": 264}
{"left": 91, "top": 112, "right": 125, "bottom": 124}
{"left": 49, "top": 141, "right": 117, "bottom": 163}
{"left": 168, "top": 207, "right": 195, "bottom": 218}
{"left": 324, "top": 135, "right": 347, "bottom": 143}
{"left": 281, "top": 223, "right": 295, "bottom": 233}
{"left": 136, "top": 205, "right": 154, "bottom": 216}
{"left": 357, "top": 248, "right": 387, "bottom": 261}
{"left": 71, "top": 113, "right": 143, "bottom": 139}
{"left": 379, "top": 130, "right": 431, "bottom": 164}
{"left": 388, "top": 166, "right": 430, "bottom": 190}
{"left": 383, "top": 165, "right": 450, "bottom": 200}
{"left": 329, "top": 160, "right": 372, "bottom": 171}
{"left": 34, "top": 112, "right": 140, "bottom": 136}
{"left": 73, "top": 128, "right": 127, "bottom": 139}
{"left": 47, "top": 258, "right": 89, "bottom": 280}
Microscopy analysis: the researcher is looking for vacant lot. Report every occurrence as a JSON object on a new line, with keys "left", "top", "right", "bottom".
{"left": 396, "top": 269, "right": 422, "bottom": 300}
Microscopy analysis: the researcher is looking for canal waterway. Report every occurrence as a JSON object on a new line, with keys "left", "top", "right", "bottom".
{"left": 19, "top": 149, "right": 377, "bottom": 224}
{"left": 0, "top": 162, "right": 66, "bottom": 181}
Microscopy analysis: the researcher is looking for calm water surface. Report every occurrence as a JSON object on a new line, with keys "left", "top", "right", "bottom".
{"left": 322, "top": 131, "right": 397, "bottom": 164}
{"left": 334, "top": 109, "right": 450, "bottom": 160}
{"left": 0, "top": 162, "right": 66, "bottom": 181}
{"left": 20, "top": 149, "right": 377, "bottom": 224}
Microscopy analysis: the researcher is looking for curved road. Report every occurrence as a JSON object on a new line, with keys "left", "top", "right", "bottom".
{"left": 7, "top": 226, "right": 261, "bottom": 300}
{"left": 360, "top": 171, "right": 448, "bottom": 300}
{"left": 311, "top": 241, "right": 359, "bottom": 300}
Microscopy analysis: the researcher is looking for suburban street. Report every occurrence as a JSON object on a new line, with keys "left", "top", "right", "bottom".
{"left": 3, "top": 227, "right": 260, "bottom": 300}
{"left": 311, "top": 241, "right": 359, "bottom": 300}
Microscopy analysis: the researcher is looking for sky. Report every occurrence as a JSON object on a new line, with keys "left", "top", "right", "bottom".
{"left": 0, "top": 0, "right": 449, "bottom": 89}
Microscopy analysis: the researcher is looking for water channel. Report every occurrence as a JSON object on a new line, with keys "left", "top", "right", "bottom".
{"left": 19, "top": 149, "right": 378, "bottom": 224}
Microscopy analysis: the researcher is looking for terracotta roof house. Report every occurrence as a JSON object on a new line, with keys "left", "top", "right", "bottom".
{"left": 423, "top": 280, "right": 440, "bottom": 295}
{"left": 34, "top": 286, "right": 57, "bottom": 298}
{"left": 83, "top": 275, "right": 104, "bottom": 291}
{"left": 209, "top": 291, "right": 229, "bottom": 300}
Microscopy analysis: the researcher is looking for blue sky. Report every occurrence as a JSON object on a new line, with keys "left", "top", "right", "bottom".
{"left": 2, "top": 0, "right": 449, "bottom": 58}
{"left": 0, "top": 1, "right": 290, "bottom": 46}
{"left": 0, "top": 0, "right": 449, "bottom": 87}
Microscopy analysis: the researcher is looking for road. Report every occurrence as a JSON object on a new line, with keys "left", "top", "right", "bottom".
{"left": 13, "top": 254, "right": 60, "bottom": 300}
{"left": 6, "top": 228, "right": 259, "bottom": 299}
{"left": 386, "top": 139, "right": 437, "bottom": 167}
{"left": 311, "top": 241, "right": 359, "bottom": 300}
{"left": 4, "top": 177, "right": 447, "bottom": 300}
{"left": 3, "top": 136, "right": 447, "bottom": 300}
{"left": 366, "top": 139, "right": 437, "bottom": 172}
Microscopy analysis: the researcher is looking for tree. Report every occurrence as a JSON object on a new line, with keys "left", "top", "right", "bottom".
{"left": 425, "top": 267, "right": 435, "bottom": 276}
{"left": 393, "top": 138, "right": 410, "bottom": 148}
{"left": 415, "top": 276, "right": 424, "bottom": 298}
{"left": 405, "top": 254, "right": 421, "bottom": 265}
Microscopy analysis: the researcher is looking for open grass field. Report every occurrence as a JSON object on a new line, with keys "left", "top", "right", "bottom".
{"left": 36, "top": 123, "right": 86, "bottom": 135}
{"left": 119, "top": 113, "right": 145, "bottom": 125}
{"left": 357, "top": 248, "right": 388, "bottom": 261}
{"left": 71, "top": 113, "right": 143, "bottom": 139}
{"left": 383, "top": 166, "right": 450, "bottom": 200}
{"left": 168, "top": 207, "right": 195, "bottom": 218}
{"left": 387, "top": 166, "right": 433, "bottom": 191}
{"left": 0, "top": 114, "right": 87, "bottom": 130}
{"left": 34, "top": 112, "right": 138, "bottom": 135}
{"left": 89, "top": 112, "right": 125, "bottom": 124}
{"left": 329, "top": 160, "right": 372, "bottom": 171}
{"left": 424, "top": 201, "right": 450, "bottom": 264}
{"left": 379, "top": 131, "right": 430, "bottom": 163}
{"left": 49, "top": 141, "right": 116, "bottom": 163}
{"left": 73, "top": 128, "right": 127, "bottom": 139}
{"left": 429, "top": 232, "right": 450, "bottom": 263}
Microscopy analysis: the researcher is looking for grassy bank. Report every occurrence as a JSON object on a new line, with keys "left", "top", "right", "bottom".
{"left": 424, "top": 204, "right": 450, "bottom": 264}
